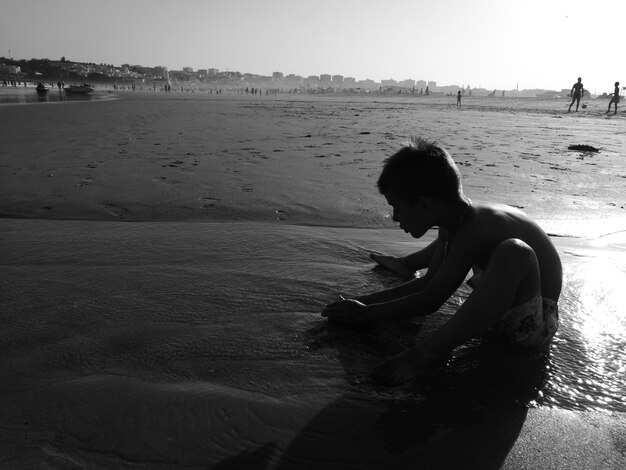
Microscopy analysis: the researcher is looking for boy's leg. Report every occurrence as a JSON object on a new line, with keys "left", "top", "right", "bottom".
{"left": 373, "top": 239, "right": 540, "bottom": 385}
{"left": 424, "top": 238, "right": 540, "bottom": 355}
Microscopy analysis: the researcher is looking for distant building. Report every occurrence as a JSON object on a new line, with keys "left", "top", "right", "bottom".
{"left": 182, "top": 67, "right": 194, "bottom": 74}
{"left": 0, "top": 63, "right": 20, "bottom": 74}
{"left": 319, "top": 74, "right": 331, "bottom": 83}
{"left": 272, "top": 71, "right": 284, "bottom": 80}
{"left": 331, "top": 75, "right": 344, "bottom": 85}
{"left": 208, "top": 68, "right": 219, "bottom": 76}
{"left": 154, "top": 66, "right": 168, "bottom": 80}
{"left": 285, "top": 74, "right": 303, "bottom": 84}
{"left": 344, "top": 77, "right": 356, "bottom": 86}
{"left": 427, "top": 80, "right": 437, "bottom": 89}
{"left": 381, "top": 79, "right": 398, "bottom": 87}
{"left": 415, "top": 80, "right": 427, "bottom": 90}
{"left": 398, "top": 79, "right": 415, "bottom": 88}
{"left": 356, "top": 79, "right": 377, "bottom": 89}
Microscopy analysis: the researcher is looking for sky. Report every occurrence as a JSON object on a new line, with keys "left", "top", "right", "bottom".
{"left": 0, "top": 0, "right": 622, "bottom": 92}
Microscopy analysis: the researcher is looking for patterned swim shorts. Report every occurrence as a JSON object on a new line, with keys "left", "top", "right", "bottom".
{"left": 487, "top": 296, "right": 559, "bottom": 350}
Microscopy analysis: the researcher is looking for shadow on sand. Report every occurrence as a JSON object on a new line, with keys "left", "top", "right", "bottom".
{"left": 216, "top": 310, "right": 547, "bottom": 469}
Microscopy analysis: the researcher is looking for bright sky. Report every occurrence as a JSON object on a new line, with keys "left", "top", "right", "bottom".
{"left": 1, "top": 0, "right": 622, "bottom": 92}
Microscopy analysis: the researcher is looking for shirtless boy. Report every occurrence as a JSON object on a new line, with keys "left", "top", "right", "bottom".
{"left": 568, "top": 77, "right": 584, "bottom": 112}
{"left": 607, "top": 81, "right": 620, "bottom": 115}
{"left": 322, "top": 138, "right": 562, "bottom": 386}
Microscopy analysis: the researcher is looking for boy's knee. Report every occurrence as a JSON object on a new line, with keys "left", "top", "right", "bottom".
{"left": 491, "top": 239, "right": 538, "bottom": 275}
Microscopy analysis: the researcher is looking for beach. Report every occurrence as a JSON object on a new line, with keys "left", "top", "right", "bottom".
{"left": 2, "top": 90, "right": 624, "bottom": 233}
{"left": 1, "top": 89, "right": 625, "bottom": 468}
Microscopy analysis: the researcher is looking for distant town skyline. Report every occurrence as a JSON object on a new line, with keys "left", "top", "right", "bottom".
{"left": 1, "top": 0, "right": 622, "bottom": 94}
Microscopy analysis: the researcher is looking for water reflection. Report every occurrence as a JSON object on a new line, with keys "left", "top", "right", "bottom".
{"left": 545, "top": 248, "right": 626, "bottom": 412}
{"left": 578, "top": 259, "right": 626, "bottom": 345}
{"left": 0, "top": 87, "right": 116, "bottom": 105}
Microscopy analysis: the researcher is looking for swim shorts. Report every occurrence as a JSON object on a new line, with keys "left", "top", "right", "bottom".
{"left": 487, "top": 296, "right": 559, "bottom": 350}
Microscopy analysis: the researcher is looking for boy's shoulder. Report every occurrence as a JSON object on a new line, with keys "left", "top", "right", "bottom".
{"left": 473, "top": 202, "right": 525, "bottom": 217}
{"left": 441, "top": 202, "right": 543, "bottom": 267}
{"left": 452, "top": 202, "right": 537, "bottom": 246}
{"left": 472, "top": 202, "right": 534, "bottom": 231}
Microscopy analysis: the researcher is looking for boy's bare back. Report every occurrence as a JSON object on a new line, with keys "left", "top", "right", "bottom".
{"left": 442, "top": 202, "right": 562, "bottom": 302}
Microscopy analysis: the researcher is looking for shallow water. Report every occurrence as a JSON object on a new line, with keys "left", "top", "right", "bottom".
{"left": 0, "top": 86, "right": 116, "bottom": 105}
{"left": 1, "top": 219, "right": 625, "bottom": 466}
{"left": 1, "top": 220, "right": 624, "bottom": 407}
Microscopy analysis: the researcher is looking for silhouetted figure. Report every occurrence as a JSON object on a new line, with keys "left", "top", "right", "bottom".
{"left": 607, "top": 81, "right": 620, "bottom": 115}
{"left": 322, "top": 138, "right": 562, "bottom": 386}
{"left": 457, "top": 90, "right": 462, "bottom": 107}
{"left": 568, "top": 77, "right": 584, "bottom": 112}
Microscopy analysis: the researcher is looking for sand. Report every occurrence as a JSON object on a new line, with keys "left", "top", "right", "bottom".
{"left": 1, "top": 91, "right": 624, "bottom": 234}
{"left": 1, "top": 90, "right": 625, "bottom": 468}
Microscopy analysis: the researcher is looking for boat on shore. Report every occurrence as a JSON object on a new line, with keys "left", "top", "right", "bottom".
{"left": 64, "top": 83, "right": 94, "bottom": 94}
{"left": 36, "top": 82, "right": 49, "bottom": 94}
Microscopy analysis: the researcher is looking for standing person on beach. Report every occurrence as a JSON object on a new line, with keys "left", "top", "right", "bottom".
{"left": 322, "top": 138, "right": 563, "bottom": 386}
{"left": 456, "top": 90, "right": 462, "bottom": 107}
{"left": 607, "top": 81, "right": 620, "bottom": 115}
{"left": 568, "top": 77, "right": 584, "bottom": 112}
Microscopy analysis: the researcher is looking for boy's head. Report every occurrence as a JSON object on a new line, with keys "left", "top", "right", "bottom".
{"left": 377, "top": 137, "right": 463, "bottom": 205}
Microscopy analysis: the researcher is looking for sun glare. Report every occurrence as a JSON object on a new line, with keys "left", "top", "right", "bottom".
{"left": 576, "top": 258, "right": 626, "bottom": 349}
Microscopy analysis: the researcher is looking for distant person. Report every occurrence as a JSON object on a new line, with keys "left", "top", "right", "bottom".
{"left": 322, "top": 138, "right": 562, "bottom": 386}
{"left": 457, "top": 90, "right": 462, "bottom": 107}
{"left": 568, "top": 77, "right": 584, "bottom": 112}
{"left": 607, "top": 81, "right": 620, "bottom": 115}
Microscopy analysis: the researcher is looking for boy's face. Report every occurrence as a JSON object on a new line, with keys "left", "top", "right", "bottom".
{"left": 385, "top": 192, "right": 432, "bottom": 238}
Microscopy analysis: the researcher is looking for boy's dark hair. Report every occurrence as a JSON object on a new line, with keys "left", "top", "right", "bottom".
{"left": 377, "top": 137, "right": 463, "bottom": 204}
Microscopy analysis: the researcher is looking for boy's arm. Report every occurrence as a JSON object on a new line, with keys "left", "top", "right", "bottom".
{"left": 324, "top": 237, "right": 473, "bottom": 323}
{"left": 400, "top": 238, "right": 439, "bottom": 271}
{"left": 364, "top": 257, "right": 469, "bottom": 321}
{"left": 370, "top": 238, "right": 438, "bottom": 279}
{"left": 356, "top": 274, "right": 430, "bottom": 305}
{"left": 359, "top": 234, "right": 446, "bottom": 305}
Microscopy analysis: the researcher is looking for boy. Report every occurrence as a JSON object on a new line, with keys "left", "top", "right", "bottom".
{"left": 568, "top": 77, "right": 584, "bottom": 112}
{"left": 607, "top": 81, "right": 620, "bottom": 115}
{"left": 322, "top": 138, "right": 562, "bottom": 386}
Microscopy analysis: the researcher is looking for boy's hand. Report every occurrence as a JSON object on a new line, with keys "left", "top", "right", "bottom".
{"left": 370, "top": 253, "right": 415, "bottom": 279}
{"left": 322, "top": 298, "right": 371, "bottom": 324}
